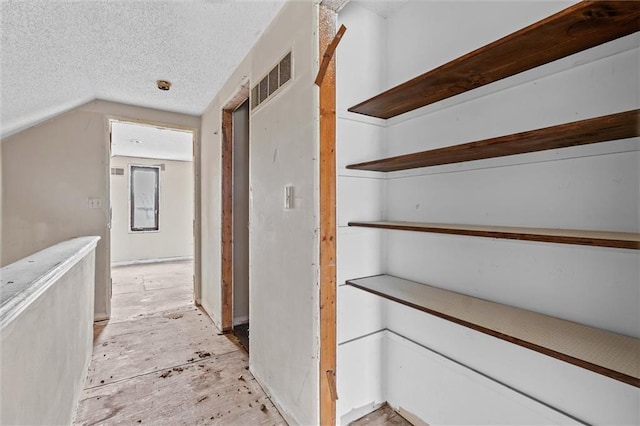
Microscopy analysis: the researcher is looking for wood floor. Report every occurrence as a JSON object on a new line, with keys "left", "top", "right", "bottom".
{"left": 350, "top": 405, "right": 413, "bottom": 426}
{"left": 74, "top": 261, "right": 286, "bottom": 425}
{"left": 108, "top": 260, "right": 195, "bottom": 322}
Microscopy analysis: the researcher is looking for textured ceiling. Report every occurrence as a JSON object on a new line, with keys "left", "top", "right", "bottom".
{"left": 352, "top": 0, "right": 407, "bottom": 18}
{"left": 0, "top": 0, "right": 286, "bottom": 138}
{"left": 111, "top": 121, "right": 193, "bottom": 161}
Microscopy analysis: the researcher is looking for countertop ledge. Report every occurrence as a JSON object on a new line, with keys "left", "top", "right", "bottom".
{"left": 0, "top": 236, "right": 101, "bottom": 329}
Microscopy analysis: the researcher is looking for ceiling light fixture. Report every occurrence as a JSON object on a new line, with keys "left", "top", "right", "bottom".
{"left": 157, "top": 80, "right": 172, "bottom": 91}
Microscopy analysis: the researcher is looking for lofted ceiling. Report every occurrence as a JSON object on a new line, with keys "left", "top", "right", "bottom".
{"left": 0, "top": 0, "right": 286, "bottom": 139}
{"left": 352, "top": 0, "right": 407, "bottom": 18}
{"left": 111, "top": 121, "right": 193, "bottom": 162}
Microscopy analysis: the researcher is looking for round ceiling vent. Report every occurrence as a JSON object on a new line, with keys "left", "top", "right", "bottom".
{"left": 157, "top": 80, "right": 172, "bottom": 91}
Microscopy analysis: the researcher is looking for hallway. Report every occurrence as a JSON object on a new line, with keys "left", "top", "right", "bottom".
{"left": 74, "top": 261, "right": 286, "bottom": 425}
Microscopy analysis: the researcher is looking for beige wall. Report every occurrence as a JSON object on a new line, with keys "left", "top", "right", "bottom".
{"left": 200, "top": 2, "right": 319, "bottom": 424}
{"left": 110, "top": 156, "right": 193, "bottom": 264}
{"left": 1, "top": 100, "right": 200, "bottom": 320}
{"left": 1, "top": 237, "right": 98, "bottom": 425}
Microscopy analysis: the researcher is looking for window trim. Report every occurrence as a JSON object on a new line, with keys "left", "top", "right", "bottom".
{"left": 129, "top": 164, "right": 161, "bottom": 233}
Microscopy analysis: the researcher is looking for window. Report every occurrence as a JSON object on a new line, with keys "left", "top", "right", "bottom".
{"left": 130, "top": 165, "right": 160, "bottom": 232}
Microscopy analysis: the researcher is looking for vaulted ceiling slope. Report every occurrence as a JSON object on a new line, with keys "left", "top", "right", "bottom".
{"left": 0, "top": 0, "right": 286, "bottom": 139}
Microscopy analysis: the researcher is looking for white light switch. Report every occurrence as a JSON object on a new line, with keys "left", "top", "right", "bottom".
{"left": 284, "top": 186, "right": 294, "bottom": 209}
{"left": 88, "top": 197, "right": 103, "bottom": 209}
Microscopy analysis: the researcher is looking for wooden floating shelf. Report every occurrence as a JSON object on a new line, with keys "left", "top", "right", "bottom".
{"left": 347, "top": 110, "right": 639, "bottom": 172}
{"left": 347, "top": 274, "right": 640, "bottom": 387}
{"left": 348, "top": 1, "right": 640, "bottom": 119}
{"left": 348, "top": 221, "right": 640, "bottom": 250}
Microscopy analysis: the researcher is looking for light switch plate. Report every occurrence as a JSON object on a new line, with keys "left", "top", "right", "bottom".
{"left": 284, "top": 185, "right": 294, "bottom": 209}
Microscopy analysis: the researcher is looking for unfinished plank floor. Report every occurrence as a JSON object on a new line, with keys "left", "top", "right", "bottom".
{"left": 109, "top": 260, "right": 195, "bottom": 322}
{"left": 74, "top": 261, "right": 286, "bottom": 425}
{"left": 350, "top": 405, "right": 412, "bottom": 426}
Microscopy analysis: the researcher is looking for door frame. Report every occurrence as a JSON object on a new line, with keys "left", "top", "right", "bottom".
{"left": 318, "top": 3, "right": 340, "bottom": 424}
{"left": 106, "top": 116, "right": 200, "bottom": 317}
{"left": 220, "top": 83, "right": 250, "bottom": 332}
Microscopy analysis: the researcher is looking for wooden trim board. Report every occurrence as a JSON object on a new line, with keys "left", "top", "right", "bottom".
{"left": 315, "top": 24, "right": 347, "bottom": 86}
{"left": 221, "top": 109, "right": 233, "bottom": 332}
{"left": 221, "top": 86, "right": 250, "bottom": 333}
{"left": 347, "top": 110, "right": 639, "bottom": 172}
{"left": 347, "top": 275, "right": 640, "bottom": 387}
{"left": 348, "top": 221, "right": 640, "bottom": 250}
{"left": 319, "top": 4, "right": 338, "bottom": 425}
{"left": 348, "top": 1, "right": 640, "bottom": 119}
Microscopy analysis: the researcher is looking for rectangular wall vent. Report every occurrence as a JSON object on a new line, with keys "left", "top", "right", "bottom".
{"left": 251, "top": 51, "right": 292, "bottom": 111}
{"left": 111, "top": 167, "right": 124, "bottom": 175}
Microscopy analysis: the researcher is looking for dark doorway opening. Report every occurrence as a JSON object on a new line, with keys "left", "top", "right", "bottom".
{"left": 231, "top": 99, "right": 250, "bottom": 351}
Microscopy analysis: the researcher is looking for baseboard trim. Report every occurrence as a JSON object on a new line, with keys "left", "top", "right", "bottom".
{"left": 111, "top": 256, "right": 193, "bottom": 267}
{"left": 233, "top": 315, "right": 249, "bottom": 326}
{"left": 93, "top": 314, "right": 109, "bottom": 323}
{"left": 340, "top": 401, "right": 387, "bottom": 425}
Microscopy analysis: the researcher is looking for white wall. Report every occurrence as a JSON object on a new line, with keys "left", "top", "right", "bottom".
{"left": 1, "top": 100, "right": 200, "bottom": 320}
{"left": 1, "top": 237, "right": 98, "bottom": 425}
{"left": 382, "top": 330, "right": 581, "bottom": 426}
{"left": 337, "top": 1, "right": 639, "bottom": 424}
{"left": 110, "top": 156, "right": 193, "bottom": 264}
{"left": 199, "top": 2, "right": 319, "bottom": 424}
{"left": 0, "top": 144, "right": 3, "bottom": 264}
{"left": 335, "top": 3, "right": 388, "bottom": 423}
